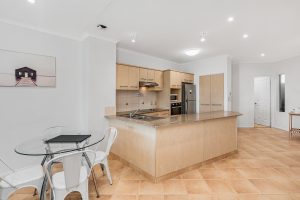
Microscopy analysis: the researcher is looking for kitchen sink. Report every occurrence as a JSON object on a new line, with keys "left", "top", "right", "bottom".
{"left": 122, "top": 114, "right": 164, "bottom": 121}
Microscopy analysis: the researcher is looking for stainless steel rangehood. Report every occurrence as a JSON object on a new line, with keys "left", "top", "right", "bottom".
{"left": 139, "top": 81, "right": 159, "bottom": 87}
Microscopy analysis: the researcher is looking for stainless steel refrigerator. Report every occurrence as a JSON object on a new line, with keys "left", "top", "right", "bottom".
{"left": 182, "top": 83, "right": 196, "bottom": 114}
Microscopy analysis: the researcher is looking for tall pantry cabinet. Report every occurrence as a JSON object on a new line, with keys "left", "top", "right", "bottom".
{"left": 199, "top": 73, "right": 224, "bottom": 113}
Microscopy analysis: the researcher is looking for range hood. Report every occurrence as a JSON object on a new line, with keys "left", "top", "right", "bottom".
{"left": 139, "top": 81, "right": 159, "bottom": 87}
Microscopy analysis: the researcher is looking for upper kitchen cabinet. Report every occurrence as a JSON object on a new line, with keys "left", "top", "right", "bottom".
{"left": 152, "top": 70, "right": 164, "bottom": 91}
{"left": 139, "top": 68, "right": 155, "bottom": 82}
{"left": 182, "top": 73, "right": 194, "bottom": 83}
{"left": 128, "top": 66, "right": 140, "bottom": 90}
{"left": 139, "top": 68, "right": 148, "bottom": 81}
{"left": 116, "top": 64, "right": 139, "bottom": 90}
{"left": 169, "top": 71, "right": 181, "bottom": 89}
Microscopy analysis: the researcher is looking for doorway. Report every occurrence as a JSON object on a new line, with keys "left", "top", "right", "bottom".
{"left": 254, "top": 76, "right": 271, "bottom": 128}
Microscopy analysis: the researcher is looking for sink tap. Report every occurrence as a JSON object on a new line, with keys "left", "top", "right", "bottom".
{"left": 129, "top": 108, "right": 140, "bottom": 118}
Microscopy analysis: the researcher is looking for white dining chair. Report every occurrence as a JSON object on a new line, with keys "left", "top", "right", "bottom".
{"left": 93, "top": 127, "right": 118, "bottom": 185}
{"left": 0, "top": 158, "right": 44, "bottom": 200}
{"left": 44, "top": 150, "right": 96, "bottom": 200}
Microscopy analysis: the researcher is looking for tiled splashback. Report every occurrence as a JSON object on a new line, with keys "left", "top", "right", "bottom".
{"left": 116, "top": 89, "right": 158, "bottom": 112}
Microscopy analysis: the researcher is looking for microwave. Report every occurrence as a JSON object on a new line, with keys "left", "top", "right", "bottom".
{"left": 170, "top": 94, "right": 178, "bottom": 101}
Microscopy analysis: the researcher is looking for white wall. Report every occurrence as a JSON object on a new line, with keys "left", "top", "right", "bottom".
{"left": 177, "top": 55, "right": 232, "bottom": 113}
{"left": 82, "top": 36, "right": 116, "bottom": 131}
{"left": 0, "top": 22, "right": 82, "bottom": 168}
{"left": 117, "top": 48, "right": 177, "bottom": 70}
{"left": 232, "top": 55, "right": 300, "bottom": 130}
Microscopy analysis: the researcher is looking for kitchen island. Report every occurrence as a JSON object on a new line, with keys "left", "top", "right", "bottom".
{"left": 106, "top": 111, "right": 240, "bottom": 182}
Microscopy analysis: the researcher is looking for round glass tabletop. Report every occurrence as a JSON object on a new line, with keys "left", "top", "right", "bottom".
{"left": 15, "top": 129, "right": 105, "bottom": 156}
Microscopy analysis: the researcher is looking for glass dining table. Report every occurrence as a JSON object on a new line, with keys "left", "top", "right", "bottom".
{"left": 15, "top": 129, "right": 105, "bottom": 200}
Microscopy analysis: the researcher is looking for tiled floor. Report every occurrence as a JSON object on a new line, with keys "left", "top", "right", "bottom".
{"left": 10, "top": 128, "right": 300, "bottom": 200}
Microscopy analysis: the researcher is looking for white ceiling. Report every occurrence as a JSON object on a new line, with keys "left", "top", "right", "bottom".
{"left": 1, "top": 0, "right": 300, "bottom": 63}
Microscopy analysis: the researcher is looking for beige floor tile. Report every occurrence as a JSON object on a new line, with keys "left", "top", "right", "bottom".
{"left": 249, "top": 179, "right": 287, "bottom": 194}
{"left": 139, "top": 180, "right": 164, "bottom": 194}
{"left": 189, "top": 194, "right": 215, "bottom": 200}
{"left": 181, "top": 169, "right": 204, "bottom": 179}
{"left": 226, "top": 179, "right": 260, "bottom": 194}
{"left": 138, "top": 195, "right": 164, "bottom": 200}
{"left": 260, "top": 194, "right": 292, "bottom": 200}
{"left": 183, "top": 180, "right": 211, "bottom": 194}
{"left": 111, "top": 195, "right": 137, "bottom": 200}
{"left": 199, "top": 168, "right": 225, "bottom": 179}
{"left": 164, "top": 195, "right": 189, "bottom": 200}
{"left": 163, "top": 180, "right": 187, "bottom": 194}
{"left": 237, "top": 194, "right": 261, "bottom": 200}
{"left": 115, "top": 180, "right": 139, "bottom": 195}
{"left": 220, "top": 168, "right": 245, "bottom": 180}
{"left": 206, "top": 180, "right": 236, "bottom": 194}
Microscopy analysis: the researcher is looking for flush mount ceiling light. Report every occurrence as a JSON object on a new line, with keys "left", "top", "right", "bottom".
{"left": 260, "top": 53, "right": 266, "bottom": 57}
{"left": 27, "top": 0, "right": 36, "bottom": 4}
{"left": 184, "top": 48, "right": 201, "bottom": 56}
{"left": 243, "top": 34, "right": 249, "bottom": 39}
{"left": 227, "top": 16, "right": 234, "bottom": 22}
{"left": 130, "top": 32, "right": 137, "bottom": 43}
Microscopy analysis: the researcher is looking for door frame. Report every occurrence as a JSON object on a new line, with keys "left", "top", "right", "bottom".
{"left": 253, "top": 76, "right": 272, "bottom": 128}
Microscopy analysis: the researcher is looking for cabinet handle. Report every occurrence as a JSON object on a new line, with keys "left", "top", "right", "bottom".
{"left": 120, "top": 86, "right": 128, "bottom": 88}
{"left": 212, "top": 104, "right": 223, "bottom": 106}
{"left": 201, "top": 104, "right": 210, "bottom": 106}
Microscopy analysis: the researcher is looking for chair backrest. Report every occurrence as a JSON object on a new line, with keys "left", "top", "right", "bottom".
{"left": 0, "top": 158, "right": 15, "bottom": 188}
{"left": 44, "top": 150, "right": 96, "bottom": 190}
{"left": 105, "top": 127, "right": 118, "bottom": 155}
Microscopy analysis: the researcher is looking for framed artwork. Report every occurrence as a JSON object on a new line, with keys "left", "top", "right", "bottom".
{"left": 0, "top": 49, "right": 56, "bottom": 87}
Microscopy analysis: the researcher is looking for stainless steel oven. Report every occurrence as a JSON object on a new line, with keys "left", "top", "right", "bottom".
{"left": 171, "top": 102, "right": 182, "bottom": 115}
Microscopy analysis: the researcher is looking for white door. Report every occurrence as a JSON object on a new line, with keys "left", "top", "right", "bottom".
{"left": 254, "top": 77, "right": 271, "bottom": 127}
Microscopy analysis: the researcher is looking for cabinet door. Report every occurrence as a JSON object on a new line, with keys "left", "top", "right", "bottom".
{"left": 116, "top": 65, "right": 129, "bottom": 90}
{"left": 184, "top": 73, "right": 194, "bottom": 83}
{"left": 211, "top": 73, "right": 224, "bottom": 111}
{"left": 170, "top": 71, "right": 178, "bottom": 89}
{"left": 139, "top": 68, "right": 148, "bottom": 81}
{"left": 199, "top": 75, "right": 211, "bottom": 113}
{"left": 128, "top": 66, "right": 139, "bottom": 90}
{"left": 176, "top": 72, "right": 183, "bottom": 88}
{"left": 147, "top": 69, "right": 155, "bottom": 82}
{"left": 154, "top": 70, "right": 164, "bottom": 90}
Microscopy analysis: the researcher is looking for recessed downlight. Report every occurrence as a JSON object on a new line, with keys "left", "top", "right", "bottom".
{"left": 260, "top": 53, "right": 266, "bottom": 57}
{"left": 184, "top": 48, "right": 201, "bottom": 56}
{"left": 200, "top": 37, "right": 206, "bottom": 42}
{"left": 131, "top": 39, "right": 136, "bottom": 43}
{"left": 227, "top": 17, "right": 234, "bottom": 22}
{"left": 27, "top": 0, "right": 36, "bottom": 4}
{"left": 243, "top": 34, "right": 249, "bottom": 39}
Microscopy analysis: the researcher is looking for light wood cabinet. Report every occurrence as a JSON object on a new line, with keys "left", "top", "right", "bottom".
{"left": 199, "top": 75, "right": 211, "bottom": 113}
{"left": 154, "top": 70, "right": 164, "bottom": 90}
{"left": 211, "top": 74, "right": 224, "bottom": 112}
{"left": 147, "top": 69, "right": 155, "bottom": 82}
{"left": 139, "top": 68, "right": 148, "bottom": 81}
{"left": 183, "top": 73, "right": 194, "bottom": 83}
{"left": 170, "top": 71, "right": 181, "bottom": 89}
{"left": 199, "top": 73, "right": 224, "bottom": 113}
{"left": 128, "top": 67, "right": 139, "bottom": 90}
{"left": 116, "top": 64, "right": 129, "bottom": 90}
{"left": 116, "top": 64, "right": 139, "bottom": 90}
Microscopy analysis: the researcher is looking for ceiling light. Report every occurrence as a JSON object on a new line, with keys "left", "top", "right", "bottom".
{"left": 260, "top": 53, "right": 265, "bottom": 57}
{"left": 200, "top": 37, "right": 206, "bottom": 42}
{"left": 27, "top": 0, "right": 36, "bottom": 4}
{"left": 227, "top": 17, "right": 234, "bottom": 22}
{"left": 130, "top": 32, "right": 137, "bottom": 43}
{"left": 243, "top": 34, "right": 249, "bottom": 39}
{"left": 184, "top": 48, "right": 201, "bottom": 56}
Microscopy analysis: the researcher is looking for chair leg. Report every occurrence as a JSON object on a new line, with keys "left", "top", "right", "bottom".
{"left": 102, "top": 158, "right": 112, "bottom": 185}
